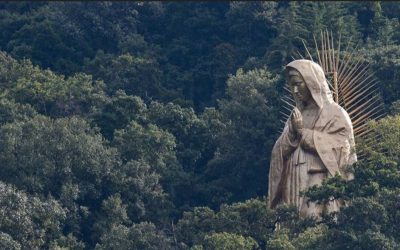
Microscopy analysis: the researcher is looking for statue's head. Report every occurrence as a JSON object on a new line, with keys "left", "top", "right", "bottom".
{"left": 286, "top": 59, "right": 333, "bottom": 109}
{"left": 287, "top": 67, "right": 312, "bottom": 105}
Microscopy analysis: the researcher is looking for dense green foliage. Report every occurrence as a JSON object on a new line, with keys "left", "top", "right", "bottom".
{"left": 0, "top": 2, "right": 399, "bottom": 249}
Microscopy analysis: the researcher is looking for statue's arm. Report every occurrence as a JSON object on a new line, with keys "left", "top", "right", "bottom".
{"left": 302, "top": 107, "right": 351, "bottom": 153}
{"left": 279, "top": 122, "right": 300, "bottom": 158}
{"left": 299, "top": 128, "right": 317, "bottom": 153}
{"left": 312, "top": 108, "right": 356, "bottom": 178}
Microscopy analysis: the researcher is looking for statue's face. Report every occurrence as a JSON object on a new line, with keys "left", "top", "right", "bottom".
{"left": 287, "top": 69, "right": 312, "bottom": 104}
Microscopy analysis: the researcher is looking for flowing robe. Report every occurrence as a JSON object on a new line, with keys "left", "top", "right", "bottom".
{"left": 269, "top": 102, "right": 356, "bottom": 217}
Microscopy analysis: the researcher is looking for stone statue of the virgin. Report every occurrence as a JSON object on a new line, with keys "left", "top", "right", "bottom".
{"left": 268, "top": 59, "right": 357, "bottom": 218}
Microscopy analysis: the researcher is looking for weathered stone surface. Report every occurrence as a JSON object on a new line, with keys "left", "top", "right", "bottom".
{"left": 268, "top": 59, "right": 356, "bottom": 218}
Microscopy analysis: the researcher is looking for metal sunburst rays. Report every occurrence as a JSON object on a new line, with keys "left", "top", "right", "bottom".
{"left": 280, "top": 30, "right": 386, "bottom": 159}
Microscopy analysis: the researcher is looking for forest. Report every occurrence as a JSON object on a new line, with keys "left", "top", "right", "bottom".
{"left": 0, "top": 1, "right": 399, "bottom": 249}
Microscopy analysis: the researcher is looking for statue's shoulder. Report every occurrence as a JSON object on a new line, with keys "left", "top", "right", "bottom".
{"left": 324, "top": 102, "right": 352, "bottom": 126}
{"left": 324, "top": 102, "right": 349, "bottom": 117}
